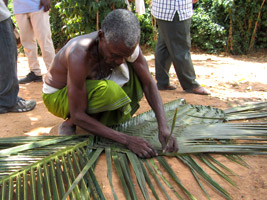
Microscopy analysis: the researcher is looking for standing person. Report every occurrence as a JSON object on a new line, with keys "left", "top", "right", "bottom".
{"left": 0, "top": 0, "right": 36, "bottom": 114}
{"left": 43, "top": 9, "right": 178, "bottom": 158}
{"left": 151, "top": 0, "right": 210, "bottom": 95}
{"left": 13, "top": 0, "right": 55, "bottom": 84}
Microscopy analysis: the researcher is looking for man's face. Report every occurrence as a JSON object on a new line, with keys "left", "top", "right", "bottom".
{"left": 99, "top": 34, "right": 136, "bottom": 68}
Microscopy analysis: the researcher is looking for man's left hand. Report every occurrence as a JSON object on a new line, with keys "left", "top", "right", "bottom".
{"left": 39, "top": 0, "right": 51, "bottom": 12}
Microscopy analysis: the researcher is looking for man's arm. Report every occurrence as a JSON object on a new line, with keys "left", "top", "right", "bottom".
{"left": 65, "top": 50, "right": 158, "bottom": 158}
{"left": 132, "top": 49, "right": 178, "bottom": 153}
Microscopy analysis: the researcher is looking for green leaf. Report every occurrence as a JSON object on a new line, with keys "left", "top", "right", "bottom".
{"left": 156, "top": 156, "right": 197, "bottom": 200}
{"left": 105, "top": 147, "right": 118, "bottom": 200}
{"left": 149, "top": 158, "right": 184, "bottom": 200}
{"left": 112, "top": 151, "right": 132, "bottom": 200}
{"left": 126, "top": 151, "right": 150, "bottom": 200}
{"left": 178, "top": 155, "right": 232, "bottom": 200}
{"left": 139, "top": 161, "right": 160, "bottom": 200}
{"left": 0, "top": 136, "right": 79, "bottom": 156}
{"left": 62, "top": 148, "right": 103, "bottom": 200}
{"left": 144, "top": 159, "right": 172, "bottom": 200}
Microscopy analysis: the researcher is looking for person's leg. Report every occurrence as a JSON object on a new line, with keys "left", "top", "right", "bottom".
{"left": 0, "top": 18, "right": 36, "bottom": 113}
{"left": 157, "top": 14, "right": 199, "bottom": 90}
{"left": 154, "top": 25, "right": 173, "bottom": 89}
{"left": 30, "top": 10, "right": 55, "bottom": 70}
{"left": 0, "top": 18, "right": 19, "bottom": 111}
{"left": 15, "top": 13, "right": 42, "bottom": 76}
{"left": 43, "top": 80, "right": 132, "bottom": 135}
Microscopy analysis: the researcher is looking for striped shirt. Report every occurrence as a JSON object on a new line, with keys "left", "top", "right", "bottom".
{"left": 151, "top": 0, "right": 193, "bottom": 21}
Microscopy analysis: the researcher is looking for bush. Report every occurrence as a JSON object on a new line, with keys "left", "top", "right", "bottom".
{"left": 191, "top": 6, "right": 226, "bottom": 53}
{"left": 50, "top": 0, "right": 155, "bottom": 50}
{"left": 49, "top": 0, "right": 266, "bottom": 55}
{"left": 52, "top": 0, "right": 126, "bottom": 43}
{"left": 135, "top": 1, "right": 157, "bottom": 49}
{"left": 192, "top": 0, "right": 267, "bottom": 54}
{"left": 50, "top": 0, "right": 68, "bottom": 51}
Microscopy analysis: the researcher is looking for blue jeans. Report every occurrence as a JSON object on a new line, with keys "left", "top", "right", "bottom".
{"left": 0, "top": 17, "right": 19, "bottom": 109}
{"left": 155, "top": 13, "right": 199, "bottom": 90}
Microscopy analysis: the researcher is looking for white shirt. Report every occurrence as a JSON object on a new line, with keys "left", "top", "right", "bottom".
{"left": 13, "top": 0, "right": 43, "bottom": 14}
{"left": 104, "top": 44, "right": 140, "bottom": 87}
{"left": 151, "top": 0, "right": 193, "bottom": 21}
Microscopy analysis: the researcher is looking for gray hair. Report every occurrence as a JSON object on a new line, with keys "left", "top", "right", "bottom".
{"left": 101, "top": 9, "right": 141, "bottom": 49}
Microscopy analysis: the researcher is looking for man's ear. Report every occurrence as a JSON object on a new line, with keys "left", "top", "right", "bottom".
{"left": 98, "top": 30, "right": 104, "bottom": 41}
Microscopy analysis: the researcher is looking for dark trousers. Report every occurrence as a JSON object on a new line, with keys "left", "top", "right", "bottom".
{"left": 0, "top": 17, "right": 19, "bottom": 108}
{"left": 155, "top": 13, "right": 199, "bottom": 90}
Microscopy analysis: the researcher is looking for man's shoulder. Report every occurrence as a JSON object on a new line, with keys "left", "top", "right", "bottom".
{"left": 70, "top": 32, "right": 97, "bottom": 41}
{"left": 68, "top": 32, "right": 97, "bottom": 49}
{"left": 59, "top": 33, "right": 97, "bottom": 66}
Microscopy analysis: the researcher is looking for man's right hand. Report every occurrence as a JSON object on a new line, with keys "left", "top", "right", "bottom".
{"left": 126, "top": 136, "right": 158, "bottom": 158}
{"left": 39, "top": 0, "right": 51, "bottom": 12}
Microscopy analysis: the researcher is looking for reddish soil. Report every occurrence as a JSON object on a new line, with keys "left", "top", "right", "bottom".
{"left": 0, "top": 50, "right": 266, "bottom": 199}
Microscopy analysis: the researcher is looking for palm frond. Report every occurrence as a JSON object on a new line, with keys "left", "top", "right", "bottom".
{"left": 176, "top": 123, "right": 267, "bottom": 154}
{"left": 224, "top": 101, "right": 267, "bottom": 121}
{"left": 0, "top": 136, "right": 99, "bottom": 199}
{"left": 143, "top": 159, "right": 172, "bottom": 200}
{"left": 178, "top": 155, "right": 232, "bottom": 200}
{"left": 0, "top": 99, "right": 266, "bottom": 199}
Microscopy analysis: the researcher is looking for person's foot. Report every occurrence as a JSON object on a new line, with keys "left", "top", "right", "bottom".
{"left": 0, "top": 107, "right": 8, "bottom": 114}
{"left": 58, "top": 121, "right": 76, "bottom": 136}
{"left": 157, "top": 84, "right": 177, "bottom": 91}
{"left": 0, "top": 97, "right": 36, "bottom": 114}
{"left": 185, "top": 86, "right": 211, "bottom": 95}
{"left": 19, "top": 71, "right": 42, "bottom": 84}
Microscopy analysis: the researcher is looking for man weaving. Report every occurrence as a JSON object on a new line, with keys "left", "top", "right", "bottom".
{"left": 43, "top": 9, "right": 177, "bottom": 158}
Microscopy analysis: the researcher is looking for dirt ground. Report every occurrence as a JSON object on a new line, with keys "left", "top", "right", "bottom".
{"left": 0, "top": 50, "right": 266, "bottom": 199}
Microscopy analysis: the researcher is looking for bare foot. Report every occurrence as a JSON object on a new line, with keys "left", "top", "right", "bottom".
{"left": 58, "top": 121, "right": 76, "bottom": 136}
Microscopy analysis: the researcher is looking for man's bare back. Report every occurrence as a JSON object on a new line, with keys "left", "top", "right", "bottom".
{"left": 45, "top": 32, "right": 99, "bottom": 89}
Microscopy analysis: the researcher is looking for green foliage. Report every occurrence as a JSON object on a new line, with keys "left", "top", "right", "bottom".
{"left": 230, "top": 0, "right": 267, "bottom": 54}
{"left": 50, "top": 0, "right": 68, "bottom": 51}
{"left": 135, "top": 1, "right": 157, "bottom": 49}
{"left": 54, "top": 0, "right": 127, "bottom": 40}
{"left": 191, "top": 6, "right": 227, "bottom": 53}
{"left": 50, "top": 0, "right": 155, "bottom": 50}
{"left": 192, "top": 0, "right": 267, "bottom": 54}
{"left": 48, "top": 0, "right": 266, "bottom": 54}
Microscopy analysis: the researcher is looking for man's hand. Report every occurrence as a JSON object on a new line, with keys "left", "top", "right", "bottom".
{"left": 126, "top": 136, "right": 158, "bottom": 158}
{"left": 159, "top": 130, "right": 178, "bottom": 153}
{"left": 39, "top": 0, "right": 51, "bottom": 12}
{"left": 4, "top": 0, "right": 8, "bottom": 6}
